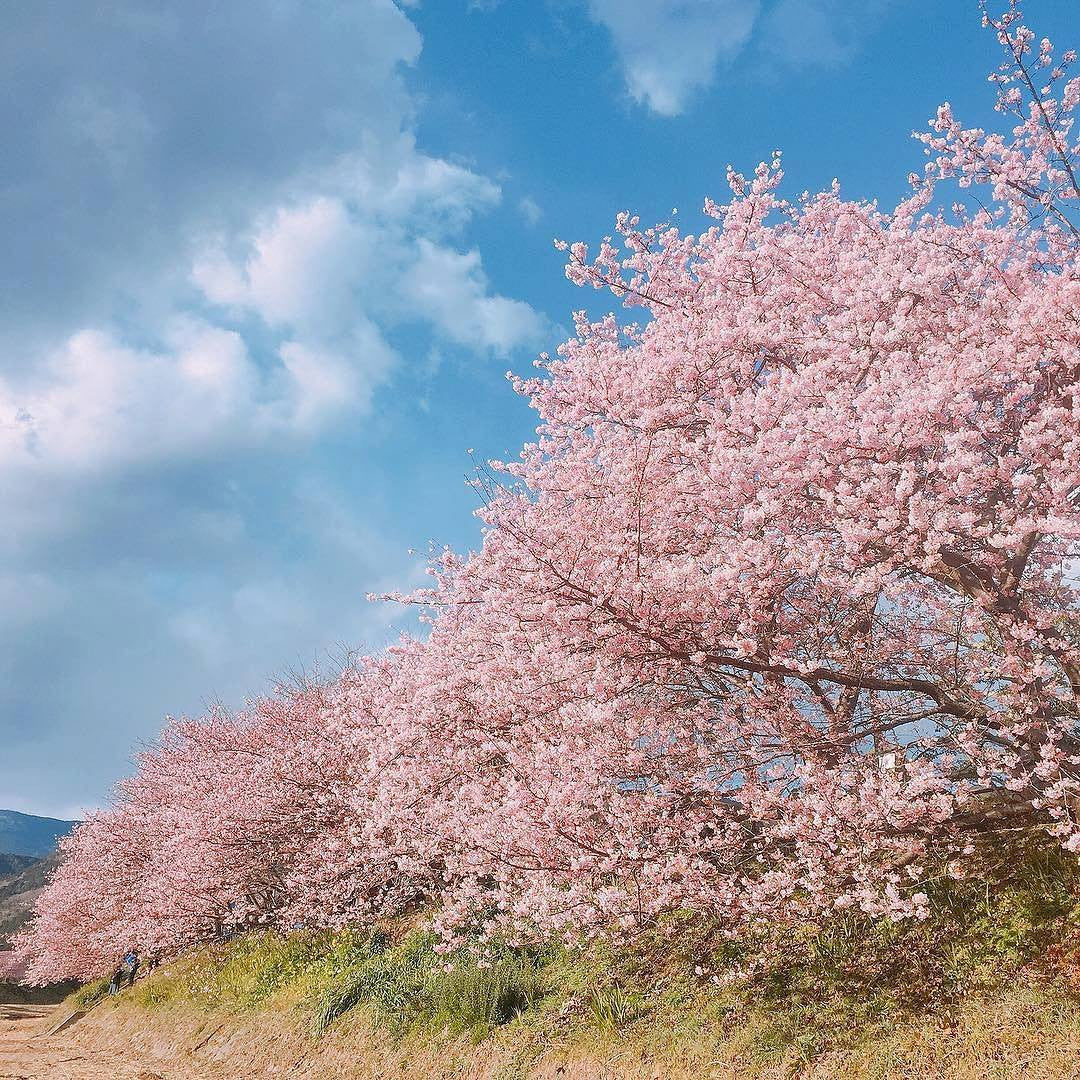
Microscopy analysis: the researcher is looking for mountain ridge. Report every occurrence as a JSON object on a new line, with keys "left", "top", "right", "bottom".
{"left": 0, "top": 810, "right": 76, "bottom": 859}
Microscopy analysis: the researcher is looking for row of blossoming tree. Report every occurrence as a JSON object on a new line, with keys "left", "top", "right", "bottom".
{"left": 10, "top": 2, "right": 1078, "bottom": 984}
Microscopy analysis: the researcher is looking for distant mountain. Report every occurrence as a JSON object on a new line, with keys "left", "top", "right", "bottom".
{"left": 0, "top": 810, "right": 77, "bottom": 858}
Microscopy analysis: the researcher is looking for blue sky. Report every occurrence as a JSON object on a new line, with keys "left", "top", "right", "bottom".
{"left": 1, "top": 0, "right": 1075, "bottom": 818}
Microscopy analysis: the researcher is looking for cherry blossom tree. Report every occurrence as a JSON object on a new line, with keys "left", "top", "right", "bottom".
{"left": 387, "top": 0, "right": 1078, "bottom": 938}
{"left": 14, "top": 672, "right": 437, "bottom": 981}
{"left": 12, "top": 1, "right": 1078, "bottom": 980}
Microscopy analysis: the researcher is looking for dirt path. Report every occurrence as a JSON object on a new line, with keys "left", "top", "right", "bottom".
{"left": 0, "top": 1002, "right": 169, "bottom": 1080}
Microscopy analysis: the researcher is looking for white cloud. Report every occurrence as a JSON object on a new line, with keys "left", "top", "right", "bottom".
{"left": 585, "top": 0, "right": 760, "bottom": 116}
{"left": 0, "top": 2, "right": 540, "bottom": 490}
{"left": 1, "top": 1, "right": 424, "bottom": 363}
{"left": 194, "top": 139, "right": 545, "bottom": 368}
{"left": 194, "top": 196, "right": 363, "bottom": 330}
{"left": 277, "top": 325, "right": 393, "bottom": 425}
{"left": 324, "top": 138, "right": 502, "bottom": 233}
{"left": 582, "top": 0, "right": 890, "bottom": 115}
{"left": 405, "top": 240, "right": 548, "bottom": 355}
{"left": 0, "top": 0, "right": 550, "bottom": 815}
{"left": 0, "top": 318, "right": 371, "bottom": 474}
{"left": 518, "top": 195, "right": 542, "bottom": 226}
{"left": 2, "top": 132, "right": 543, "bottom": 482}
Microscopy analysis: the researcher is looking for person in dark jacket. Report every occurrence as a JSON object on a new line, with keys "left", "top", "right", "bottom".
{"left": 120, "top": 949, "right": 139, "bottom": 988}
{"left": 108, "top": 949, "right": 138, "bottom": 992}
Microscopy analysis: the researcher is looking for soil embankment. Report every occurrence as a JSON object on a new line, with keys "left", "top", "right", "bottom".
{"left": 5, "top": 986, "right": 1080, "bottom": 1079}
{"left": 0, "top": 1002, "right": 166, "bottom": 1079}
{"left": 0, "top": 996, "right": 680, "bottom": 1080}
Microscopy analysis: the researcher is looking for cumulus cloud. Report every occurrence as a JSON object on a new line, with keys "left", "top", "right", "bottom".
{"left": 0, "top": 316, "right": 395, "bottom": 477}
{"left": 2, "top": 323, "right": 310, "bottom": 473}
{"left": 584, "top": 0, "right": 761, "bottom": 116}
{"left": 0, "top": 1, "right": 423, "bottom": 359}
{"left": 193, "top": 198, "right": 362, "bottom": 331}
{"left": 0, "top": 16, "right": 545, "bottom": 493}
{"left": 579, "top": 0, "right": 893, "bottom": 115}
{"left": 0, "top": 134, "right": 542, "bottom": 484}
{"left": 405, "top": 241, "right": 548, "bottom": 354}
{"left": 324, "top": 139, "right": 502, "bottom": 233}
{"left": 192, "top": 138, "right": 544, "bottom": 367}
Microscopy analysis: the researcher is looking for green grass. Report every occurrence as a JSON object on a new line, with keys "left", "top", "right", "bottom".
{"left": 305, "top": 929, "right": 547, "bottom": 1039}
{"left": 70, "top": 975, "right": 112, "bottom": 1010}
{"left": 210, "top": 929, "right": 329, "bottom": 1005}
{"left": 118, "top": 925, "right": 549, "bottom": 1043}
{"left": 124, "top": 929, "right": 335, "bottom": 1013}
{"left": 585, "top": 984, "right": 642, "bottom": 1031}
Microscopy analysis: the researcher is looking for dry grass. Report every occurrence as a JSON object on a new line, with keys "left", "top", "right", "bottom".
{"left": 43, "top": 982, "right": 1080, "bottom": 1080}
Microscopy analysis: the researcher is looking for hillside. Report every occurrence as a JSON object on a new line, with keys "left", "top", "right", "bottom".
{"left": 0, "top": 854, "right": 37, "bottom": 879}
{"left": 0, "top": 810, "right": 75, "bottom": 859}
{"left": 0, "top": 813, "right": 70, "bottom": 951}
{"left": 0, "top": 853, "right": 60, "bottom": 943}
{"left": 14, "top": 980, "right": 1079, "bottom": 1080}
{"left": 0, "top": 811, "right": 71, "bottom": 954}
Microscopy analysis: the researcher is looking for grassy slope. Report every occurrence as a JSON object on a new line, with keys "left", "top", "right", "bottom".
{"left": 53, "top": 846, "right": 1080, "bottom": 1078}
{"left": 0, "top": 852, "right": 60, "bottom": 941}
